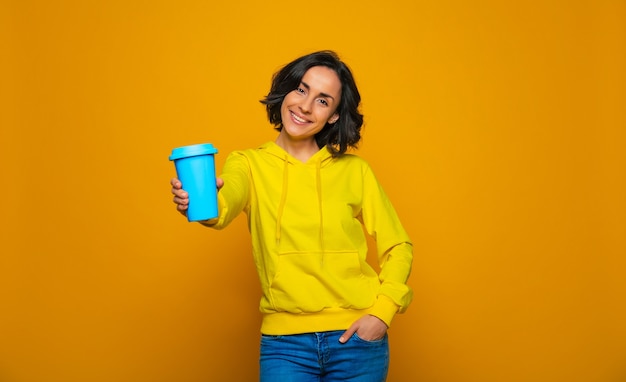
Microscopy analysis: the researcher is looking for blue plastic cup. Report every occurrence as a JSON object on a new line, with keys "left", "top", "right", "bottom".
{"left": 169, "top": 143, "right": 219, "bottom": 222}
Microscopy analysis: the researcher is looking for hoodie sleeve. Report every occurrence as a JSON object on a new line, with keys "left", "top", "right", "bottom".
{"left": 201, "top": 151, "right": 251, "bottom": 230}
{"left": 359, "top": 162, "right": 414, "bottom": 327}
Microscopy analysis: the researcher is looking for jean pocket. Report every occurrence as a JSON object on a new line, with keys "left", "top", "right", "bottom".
{"left": 352, "top": 332, "right": 387, "bottom": 344}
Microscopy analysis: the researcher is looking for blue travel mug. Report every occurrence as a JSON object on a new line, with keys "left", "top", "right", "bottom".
{"left": 169, "top": 143, "right": 219, "bottom": 222}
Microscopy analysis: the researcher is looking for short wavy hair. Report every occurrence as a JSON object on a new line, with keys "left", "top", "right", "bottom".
{"left": 260, "top": 50, "right": 364, "bottom": 157}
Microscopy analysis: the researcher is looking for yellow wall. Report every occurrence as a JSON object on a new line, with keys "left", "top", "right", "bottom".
{"left": 1, "top": 1, "right": 624, "bottom": 381}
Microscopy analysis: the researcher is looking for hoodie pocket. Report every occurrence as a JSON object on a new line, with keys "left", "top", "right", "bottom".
{"left": 268, "top": 251, "right": 378, "bottom": 313}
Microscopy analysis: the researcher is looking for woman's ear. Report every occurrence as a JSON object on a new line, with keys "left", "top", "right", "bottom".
{"left": 328, "top": 114, "right": 339, "bottom": 124}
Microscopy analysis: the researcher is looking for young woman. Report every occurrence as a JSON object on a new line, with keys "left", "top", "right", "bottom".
{"left": 171, "top": 50, "right": 413, "bottom": 382}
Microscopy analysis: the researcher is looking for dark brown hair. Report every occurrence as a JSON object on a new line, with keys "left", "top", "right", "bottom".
{"left": 260, "top": 50, "right": 364, "bottom": 157}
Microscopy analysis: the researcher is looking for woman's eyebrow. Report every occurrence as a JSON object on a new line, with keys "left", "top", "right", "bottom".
{"left": 300, "top": 81, "right": 336, "bottom": 101}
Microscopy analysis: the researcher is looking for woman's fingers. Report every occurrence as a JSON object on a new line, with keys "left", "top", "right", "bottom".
{"left": 170, "top": 178, "right": 189, "bottom": 216}
{"left": 170, "top": 177, "right": 221, "bottom": 217}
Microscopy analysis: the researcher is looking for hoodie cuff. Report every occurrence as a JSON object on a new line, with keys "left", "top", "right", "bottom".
{"left": 369, "top": 295, "right": 400, "bottom": 328}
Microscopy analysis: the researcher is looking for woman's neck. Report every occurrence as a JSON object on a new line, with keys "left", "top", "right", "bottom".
{"left": 275, "top": 134, "right": 320, "bottom": 163}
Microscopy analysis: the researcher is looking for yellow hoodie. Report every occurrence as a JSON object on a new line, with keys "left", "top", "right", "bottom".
{"left": 208, "top": 141, "right": 413, "bottom": 335}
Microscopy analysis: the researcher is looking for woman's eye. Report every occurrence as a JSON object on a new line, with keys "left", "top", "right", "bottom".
{"left": 295, "top": 87, "right": 305, "bottom": 94}
{"left": 318, "top": 99, "right": 328, "bottom": 106}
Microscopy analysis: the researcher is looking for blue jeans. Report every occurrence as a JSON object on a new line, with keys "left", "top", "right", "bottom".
{"left": 259, "top": 330, "right": 389, "bottom": 382}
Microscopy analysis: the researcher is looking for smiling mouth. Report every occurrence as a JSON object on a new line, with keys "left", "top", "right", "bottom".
{"left": 290, "top": 111, "right": 310, "bottom": 124}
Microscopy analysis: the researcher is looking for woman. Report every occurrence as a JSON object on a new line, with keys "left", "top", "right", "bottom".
{"left": 171, "top": 50, "right": 413, "bottom": 382}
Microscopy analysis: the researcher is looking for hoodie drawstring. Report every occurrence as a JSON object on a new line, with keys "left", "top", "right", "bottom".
{"left": 275, "top": 155, "right": 326, "bottom": 259}
{"left": 316, "top": 160, "right": 325, "bottom": 258}
{"left": 275, "top": 156, "right": 289, "bottom": 244}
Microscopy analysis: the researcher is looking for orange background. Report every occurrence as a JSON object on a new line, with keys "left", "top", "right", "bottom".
{"left": 1, "top": 1, "right": 625, "bottom": 381}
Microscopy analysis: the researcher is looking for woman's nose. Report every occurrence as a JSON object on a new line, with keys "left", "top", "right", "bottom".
{"left": 299, "top": 96, "right": 313, "bottom": 113}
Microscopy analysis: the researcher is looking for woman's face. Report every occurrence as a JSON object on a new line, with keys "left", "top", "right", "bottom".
{"left": 279, "top": 65, "right": 341, "bottom": 143}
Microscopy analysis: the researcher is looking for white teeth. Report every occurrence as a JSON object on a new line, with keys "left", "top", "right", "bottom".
{"left": 291, "top": 112, "right": 307, "bottom": 123}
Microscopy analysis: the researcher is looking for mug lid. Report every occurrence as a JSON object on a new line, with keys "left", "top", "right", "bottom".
{"left": 169, "top": 143, "right": 218, "bottom": 161}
